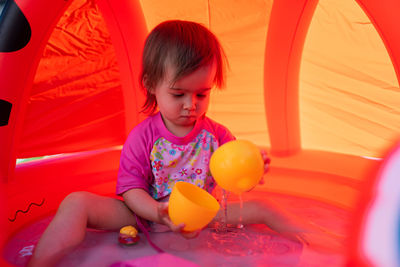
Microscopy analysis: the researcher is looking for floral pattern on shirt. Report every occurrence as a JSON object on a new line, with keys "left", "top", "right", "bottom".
{"left": 149, "top": 129, "right": 218, "bottom": 199}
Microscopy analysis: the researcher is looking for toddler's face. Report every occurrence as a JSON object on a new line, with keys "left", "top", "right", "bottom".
{"left": 153, "top": 61, "right": 216, "bottom": 137}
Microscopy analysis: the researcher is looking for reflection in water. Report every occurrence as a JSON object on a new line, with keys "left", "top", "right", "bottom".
{"left": 206, "top": 226, "right": 302, "bottom": 257}
{"left": 4, "top": 192, "right": 347, "bottom": 266}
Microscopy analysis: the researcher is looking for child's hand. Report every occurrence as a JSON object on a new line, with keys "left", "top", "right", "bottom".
{"left": 259, "top": 148, "right": 271, "bottom": 185}
{"left": 245, "top": 148, "right": 271, "bottom": 191}
{"left": 157, "top": 202, "right": 200, "bottom": 239}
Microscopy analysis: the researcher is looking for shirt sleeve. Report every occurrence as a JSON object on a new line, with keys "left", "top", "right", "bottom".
{"left": 206, "top": 117, "right": 236, "bottom": 145}
{"left": 218, "top": 125, "right": 235, "bottom": 145}
{"left": 116, "top": 124, "right": 153, "bottom": 195}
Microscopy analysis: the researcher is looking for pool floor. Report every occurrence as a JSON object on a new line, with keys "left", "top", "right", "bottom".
{"left": 3, "top": 192, "right": 349, "bottom": 266}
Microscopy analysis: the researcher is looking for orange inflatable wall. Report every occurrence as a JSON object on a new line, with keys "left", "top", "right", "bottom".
{"left": 1, "top": 0, "right": 399, "bottom": 265}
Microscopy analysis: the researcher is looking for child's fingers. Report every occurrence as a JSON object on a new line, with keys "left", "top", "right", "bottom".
{"left": 263, "top": 154, "right": 271, "bottom": 164}
{"left": 158, "top": 202, "right": 176, "bottom": 227}
{"left": 158, "top": 201, "right": 200, "bottom": 239}
{"left": 259, "top": 149, "right": 271, "bottom": 173}
{"left": 161, "top": 214, "right": 183, "bottom": 232}
{"left": 259, "top": 149, "right": 269, "bottom": 160}
{"left": 158, "top": 204, "right": 188, "bottom": 233}
{"left": 170, "top": 223, "right": 185, "bottom": 233}
{"left": 169, "top": 223, "right": 200, "bottom": 239}
{"left": 181, "top": 229, "right": 200, "bottom": 239}
{"left": 164, "top": 218, "right": 200, "bottom": 239}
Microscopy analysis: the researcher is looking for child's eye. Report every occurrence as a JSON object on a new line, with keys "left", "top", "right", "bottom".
{"left": 197, "top": 94, "right": 207, "bottom": 98}
{"left": 172, "top": 93, "right": 184, "bottom": 97}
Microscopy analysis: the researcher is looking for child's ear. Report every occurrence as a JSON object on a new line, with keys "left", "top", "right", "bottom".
{"left": 148, "top": 86, "right": 155, "bottom": 95}
{"left": 142, "top": 75, "right": 154, "bottom": 94}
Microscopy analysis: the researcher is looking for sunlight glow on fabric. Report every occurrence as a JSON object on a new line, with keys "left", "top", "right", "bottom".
{"left": 1, "top": 0, "right": 400, "bottom": 266}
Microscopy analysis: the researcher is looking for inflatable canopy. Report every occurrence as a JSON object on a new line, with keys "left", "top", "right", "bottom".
{"left": 1, "top": 0, "right": 400, "bottom": 266}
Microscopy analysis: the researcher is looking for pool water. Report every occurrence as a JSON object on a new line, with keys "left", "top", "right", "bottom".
{"left": 3, "top": 192, "right": 348, "bottom": 266}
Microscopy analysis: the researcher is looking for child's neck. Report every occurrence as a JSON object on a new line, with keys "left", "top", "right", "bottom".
{"left": 169, "top": 125, "right": 195, "bottom": 137}
{"left": 161, "top": 116, "right": 195, "bottom": 137}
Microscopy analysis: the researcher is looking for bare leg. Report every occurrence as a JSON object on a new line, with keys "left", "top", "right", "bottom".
{"left": 212, "top": 198, "right": 308, "bottom": 242}
{"left": 27, "top": 192, "right": 136, "bottom": 267}
{"left": 215, "top": 198, "right": 342, "bottom": 249}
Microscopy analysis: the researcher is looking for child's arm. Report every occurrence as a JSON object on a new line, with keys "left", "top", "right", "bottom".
{"left": 122, "top": 189, "right": 163, "bottom": 223}
{"left": 122, "top": 189, "right": 199, "bottom": 238}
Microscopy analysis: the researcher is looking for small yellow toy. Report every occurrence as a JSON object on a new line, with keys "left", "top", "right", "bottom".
{"left": 118, "top": 225, "right": 140, "bottom": 245}
{"left": 210, "top": 140, "right": 264, "bottom": 194}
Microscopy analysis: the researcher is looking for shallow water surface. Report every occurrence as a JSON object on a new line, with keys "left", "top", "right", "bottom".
{"left": 4, "top": 192, "right": 348, "bottom": 266}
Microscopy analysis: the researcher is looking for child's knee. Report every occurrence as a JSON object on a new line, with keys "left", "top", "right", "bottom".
{"left": 246, "top": 200, "right": 274, "bottom": 221}
{"left": 59, "top": 191, "right": 93, "bottom": 211}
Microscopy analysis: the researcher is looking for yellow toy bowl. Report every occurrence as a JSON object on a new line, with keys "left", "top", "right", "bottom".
{"left": 210, "top": 140, "right": 264, "bottom": 194}
{"left": 168, "top": 181, "right": 220, "bottom": 232}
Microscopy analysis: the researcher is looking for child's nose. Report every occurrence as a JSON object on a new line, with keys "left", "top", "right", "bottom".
{"left": 183, "top": 95, "right": 196, "bottom": 110}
